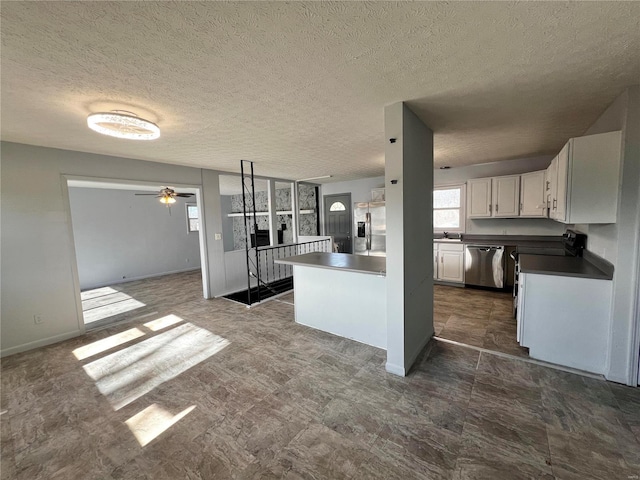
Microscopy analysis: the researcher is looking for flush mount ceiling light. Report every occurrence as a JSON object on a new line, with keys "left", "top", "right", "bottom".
{"left": 87, "top": 111, "right": 160, "bottom": 140}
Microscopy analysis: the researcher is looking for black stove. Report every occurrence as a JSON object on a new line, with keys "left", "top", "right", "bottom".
{"left": 562, "top": 229, "right": 587, "bottom": 257}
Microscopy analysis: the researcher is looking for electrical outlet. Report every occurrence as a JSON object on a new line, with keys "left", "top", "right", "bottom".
{"left": 502, "top": 229, "right": 507, "bottom": 235}
{"left": 34, "top": 314, "right": 43, "bottom": 324}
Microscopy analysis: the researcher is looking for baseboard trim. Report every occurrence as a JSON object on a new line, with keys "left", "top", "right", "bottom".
{"left": 1, "top": 330, "right": 82, "bottom": 358}
{"left": 385, "top": 362, "right": 406, "bottom": 376}
{"left": 81, "top": 267, "right": 202, "bottom": 291}
{"left": 604, "top": 372, "right": 632, "bottom": 386}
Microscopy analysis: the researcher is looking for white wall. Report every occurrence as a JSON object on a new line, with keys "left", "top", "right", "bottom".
{"left": 0, "top": 142, "right": 226, "bottom": 357}
{"left": 575, "top": 86, "right": 640, "bottom": 385}
{"left": 320, "top": 176, "right": 385, "bottom": 204}
{"left": 68, "top": 187, "right": 201, "bottom": 289}
{"left": 385, "top": 102, "right": 434, "bottom": 376}
{"left": 435, "top": 155, "right": 566, "bottom": 236}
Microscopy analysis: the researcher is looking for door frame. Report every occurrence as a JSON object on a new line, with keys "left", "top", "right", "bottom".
{"left": 323, "top": 193, "right": 352, "bottom": 253}
{"left": 62, "top": 175, "right": 211, "bottom": 331}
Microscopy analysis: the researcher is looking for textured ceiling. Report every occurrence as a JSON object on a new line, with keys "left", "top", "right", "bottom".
{"left": 2, "top": 2, "right": 639, "bottom": 183}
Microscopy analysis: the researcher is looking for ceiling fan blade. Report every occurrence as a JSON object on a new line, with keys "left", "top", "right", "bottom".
{"left": 134, "top": 193, "right": 161, "bottom": 196}
{"left": 175, "top": 193, "right": 194, "bottom": 197}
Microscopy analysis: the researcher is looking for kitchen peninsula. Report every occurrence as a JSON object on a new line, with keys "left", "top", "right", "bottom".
{"left": 275, "top": 252, "right": 387, "bottom": 349}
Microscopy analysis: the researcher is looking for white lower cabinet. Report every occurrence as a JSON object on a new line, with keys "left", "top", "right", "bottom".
{"left": 434, "top": 243, "right": 464, "bottom": 283}
{"left": 518, "top": 272, "right": 612, "bottom": 374}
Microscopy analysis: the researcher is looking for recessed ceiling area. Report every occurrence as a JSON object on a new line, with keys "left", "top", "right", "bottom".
{"left": 1, "top": 2, "right": 639, "bottom": 183}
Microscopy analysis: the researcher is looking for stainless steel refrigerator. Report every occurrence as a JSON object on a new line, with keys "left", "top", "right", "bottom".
{"left": 354, "top": 202, "right": 386, "bottom": 256}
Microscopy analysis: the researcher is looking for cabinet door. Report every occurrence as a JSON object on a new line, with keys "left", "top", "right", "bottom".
{"left": 492, "top": 175, "right": 520, "bottom": 217}
{"left": 438, "top": 251, "right": 464, "bottom": 283}
{"left": 555, "top": 143, "right": 569, "bottom": 222}
{"left": 433, "top": 247, "right": 438, "bottom": 280}
{"left": 547, "top": 156, "right": 558, "bottom": 219}
{"left": 520, "top": 171, "right": 547, "bottom": 217}
{"left": 467, "top": 178, "right": 492, "bottom": 218}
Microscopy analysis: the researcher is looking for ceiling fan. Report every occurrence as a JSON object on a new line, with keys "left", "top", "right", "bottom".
{"left": 135, "top": 186, "right": 194, "bottom": 205}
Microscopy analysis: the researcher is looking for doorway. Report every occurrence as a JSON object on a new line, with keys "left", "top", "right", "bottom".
{"left": 65, "top": 179, "right": 207, "bottom": 329}
{"left": 324, "top": 193, "right": 352, "bottom": 253}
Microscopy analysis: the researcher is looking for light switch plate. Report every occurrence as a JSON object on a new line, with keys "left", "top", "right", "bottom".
{"left": 214, "top": 233, "right": 222, "bottom": 240}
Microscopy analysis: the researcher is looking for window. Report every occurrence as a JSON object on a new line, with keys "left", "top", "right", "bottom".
{"left": 186, "top": 204, "right": 199, "bottom": 232}
{"left": 329, "top": 202, "right": 346, "bottom": 211}
{"left": 433, "top": 184, "right": 465, "bottom": 233}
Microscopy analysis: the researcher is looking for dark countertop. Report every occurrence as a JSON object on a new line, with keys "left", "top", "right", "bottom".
{"left": 434, "top": 235, "right": 565, "bottom": 254}
{"left": 275, "top": 252, "right": 386, "bottom": 276}
{"left": 519, "top": 254, "right": 613, "bottom": 280}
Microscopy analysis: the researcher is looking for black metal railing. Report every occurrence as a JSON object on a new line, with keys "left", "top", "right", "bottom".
{"left": 225, "top": 238, "right": 331, "bottom": 306}
{"left": 256, "top": 238, "right": 331, "bottom": 288}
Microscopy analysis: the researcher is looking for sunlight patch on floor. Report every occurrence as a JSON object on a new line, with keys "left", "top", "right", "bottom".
{"left": 125, "top": 403, "right": 196, "bottom": 447}
{"left": 83, "top": 297, "right": 147, "bottom": 324}
{"left": 144, "top": 314, "right": 184, "bottom": 332}
{"left": 82, "top": 322, "right": 230, "bottom": 410}
{"left": 80, "top": 286, "right": 119, "bottom": 301}
{"left": 72, "top": 327, "right": 145, "bottom": 360}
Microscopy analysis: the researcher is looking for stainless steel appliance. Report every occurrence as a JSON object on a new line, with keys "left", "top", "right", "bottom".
{"left": 464, "top": 245, "right": 505, "bottom": 288}
{"left": 354, "top": 202, "right": 386, "bottom": 257}
{"left": 512, "top": 229, "right": 587, "bottom": 316}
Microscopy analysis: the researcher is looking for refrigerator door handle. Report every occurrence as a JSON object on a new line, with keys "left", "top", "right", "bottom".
{"left": 365, "top": 212, "right": 371, "bottom": 250}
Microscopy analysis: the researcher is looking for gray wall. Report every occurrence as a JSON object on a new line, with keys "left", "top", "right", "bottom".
{"left": 68, "top": 187, "right": 201, "bottom": 289}
{"left": 435, "top": 155, "right": 566, "bottom": 236}
{"left": 220, "top": 195, "right": 235, "bottom": 252}
{"left": 321, "top": 176, "right": 385, "bottom": 204}
{"left": 573, "top": 86, "right": 640, "bottom": 385}
{"left": 0, "top": 142, "right": 226, "bottom": 357}
{"left": 385, "top": 102, "right": 434, "bottom": 376}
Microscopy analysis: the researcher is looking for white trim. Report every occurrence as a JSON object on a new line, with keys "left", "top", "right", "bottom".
{"left": 1, "top": 330, "right": 82, "bottom": 358}
{"left": 385, "top": 362, "right": 406, "bottom": 376}
{"left": 61, "top": 175, "right": 87, "bottom": 336}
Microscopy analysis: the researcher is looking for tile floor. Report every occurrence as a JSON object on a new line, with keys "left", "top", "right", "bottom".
{"left": 434, "top": 285, "right": 529, "bottom": 358}
{"left": 1, "top": 272, "right": 639, "bottom": 479}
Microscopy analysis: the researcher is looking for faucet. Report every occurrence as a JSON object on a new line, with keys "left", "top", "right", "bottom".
{"left": 443, "top": 231, "right": 449, "bottom": 239}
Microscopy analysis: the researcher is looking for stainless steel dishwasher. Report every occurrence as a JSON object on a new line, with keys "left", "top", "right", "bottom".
{"left": 464, "top": 245, "right": 506, "bottom": 288}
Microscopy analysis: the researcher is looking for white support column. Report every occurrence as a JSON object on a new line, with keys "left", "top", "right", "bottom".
{"left": 267, "top": 179, "right": 278, "bottom": 246}
{"left": 384, "top": 102, "right": 434, "bottom": 376}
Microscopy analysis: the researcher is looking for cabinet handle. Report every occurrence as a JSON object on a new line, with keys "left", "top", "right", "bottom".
{"left": 520, "top": 203, "right": 523, "bottom": 212}
{"left": 553, "top": 199, "right": 557, "bottom": 210}
{"left": 495, "top": 204, "right": 499, "bottom": 213}
{"left": 546, "top": 180, "right": 550, "bottom": 190}
{"left": 489, "top": 204, "right": 492, "bottom": 214}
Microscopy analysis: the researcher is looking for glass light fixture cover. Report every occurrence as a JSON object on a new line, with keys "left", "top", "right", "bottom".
{"left": 159, "top": 196, "right": 176, "bottom": 204}
{"left": 87, "top": 112, "right": 160, "bottom": 140}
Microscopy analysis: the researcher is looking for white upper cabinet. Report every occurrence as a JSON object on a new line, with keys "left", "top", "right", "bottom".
{"left": 520, "top": 170, "right": 548, "bottom": 218}
{"left": 467, "top": 178, "right": 492, "bottom": 217}
{"left": 492, "top": 175, "right": 520, "bottom": 217}
{"left": 467, "top": 176, "right": 520, "bottom": 218}
{"left": 549, "top": 131, "right": 621, "bottom": 224}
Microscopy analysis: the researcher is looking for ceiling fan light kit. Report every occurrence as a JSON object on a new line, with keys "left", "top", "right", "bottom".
{"left": 159, "top": 196, "right": 177, "bottom": 205}
{"left": 135, "top": 187, "right": 194, "bottom": 207}
{"left": 87, "top": 111, "right": 160, "bottom": 140}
